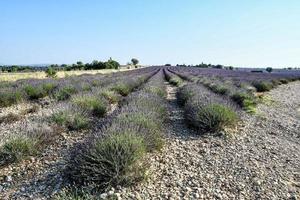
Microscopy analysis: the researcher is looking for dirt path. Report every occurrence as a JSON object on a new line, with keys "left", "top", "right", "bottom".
{"left": 120, "top": 81, "right": 300, "bottom": 199}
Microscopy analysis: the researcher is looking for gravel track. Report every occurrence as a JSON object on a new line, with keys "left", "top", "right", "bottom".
{"left": 120, "top": 81, "right": 300, "bottom": 200}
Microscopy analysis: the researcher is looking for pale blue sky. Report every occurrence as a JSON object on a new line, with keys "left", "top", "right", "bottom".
{"left": 0, "top": 0, "right": 299, "bottom": 68}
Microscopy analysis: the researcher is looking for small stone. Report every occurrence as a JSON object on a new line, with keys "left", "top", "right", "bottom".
{"left": 129, "top": 193, "right": 135, "bottom": 198}
{"left": 30, "top": 157, "right": 35, "bottom": 162}
{"left": 108, "top": 190, "right": 114, "bottom": 196}
{"left": 5, "top": 175, "right": 13, "bottom": 182}
{"left": 100, "top": 193, "right": 108, "bottom": 199}
{"left": 114, "top": 193, "right": 121, "bottom": 200}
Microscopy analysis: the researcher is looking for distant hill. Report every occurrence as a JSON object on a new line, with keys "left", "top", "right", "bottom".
{"left": 20, "top": 64, "right": 50, "bottom": 67}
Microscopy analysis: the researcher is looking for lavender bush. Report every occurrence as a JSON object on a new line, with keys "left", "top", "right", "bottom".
{"left": 67, "top": 70, "right": 167, "bottom": 190}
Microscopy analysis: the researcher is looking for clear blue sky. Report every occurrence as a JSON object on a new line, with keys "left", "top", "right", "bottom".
{"left": 0, "top": 0, "right": 299, "bottom": 68}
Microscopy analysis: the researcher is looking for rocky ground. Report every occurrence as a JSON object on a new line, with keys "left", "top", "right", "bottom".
{"left": 0, "top": 81, "right": 299, "bottom": 199}
{"left": 0, "top": 99, "right": 118, "bottom": 200}
{"left": 119, "top": 81, "right": 300, "bottom": 200}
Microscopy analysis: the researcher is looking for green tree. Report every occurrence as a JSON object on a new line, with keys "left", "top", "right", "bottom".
{"left": 105, "top": 58, "right": 120, "bottom": 69}
{"left": 266, "top": 67, "right": 273, "bottom": 73}
{"left": 45, "top": 66, "right": 57, "bottom": 78}
{"left": 131, "top": 58, "right": 139, "bottom": 66}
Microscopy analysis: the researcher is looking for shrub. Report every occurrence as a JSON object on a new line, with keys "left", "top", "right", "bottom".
{"left": 0, "top": 90, "right": 22, "bottom": 107}
{"left": 81, "top": 84, "right": 92, "bottom": 92}
{"left": 252, "top": 81, "right": 273, "bottom": 92}
{"left": 91, "top": 80, "right": 101, "bottom": 87}
{"left": 125, "top": 94, "right": 167, "bottom": 119}
{"left": 29, "top": 124, "right": 61, "bottom": 146}
{"left": 202, "top": 80, "right": 211, "bottom": 88}
{"left": 115, "top": 113, "right": 164, "bottom": 152}
{"left": 42, "top": 82, "right": 57, "bottom": 94}
{"left": 185, "top": 103, "right": 238, "bottom": 133}
{"left": 0, "top": 123, "right": 60, "bottom": 166}
{"left": 0, "top": 136, "right": 39, "bottom": 166}
{"left": 52, "top": 110, "right": 90, "bottom": 130}
{"left": 210, "top": 84, "right": 229, "bottom": 95}
{"left": 24, "top": 85, "right": 47, "bottom": 100}
{"left": 72, "top": 96, "right": 108, "bottom": 117}
{"left": 100, "top": 90, "right": 121, "bottom": 104}
{"left": 52, "top": 111, "right": 68, "bottom": 126}
{"left": 0, "top": 113, "right": 22, "bottom": 124}
{"left": 231, "top": 92, "right": 256, "bottom": 112}
{"left": 169, "top": 77, "right": 183, "bottom": 86}
{"left": 67, "top": 113, "right": 90, "bottom": 130}
{"left": 68, "top": 133, "right": 146, "bottom": 189}
{"left": 143, "top": 86, "right": 166, "bottom": 98}
{"left": 55, "top": 188, "right": 94, "bottom": 200}
{"left": 279, "top": 79, "right": 289, "bottom": 84}
{"left": 111, "top": 84, "right": 131, "bottom": 96}
{"left": 55, "top": 86, "right": 77, "bottom": 101}
{"left": 271, "top": 79, "right": 282, "bottom": 86}
{"left": 45, "top": 67, "right": 57, "bottom": 78}
{"left": 176, "top": 85, "right": 195, "bottom": 106}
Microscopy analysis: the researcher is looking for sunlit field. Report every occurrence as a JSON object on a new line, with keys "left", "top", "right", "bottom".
{"left": 0, "top": 68, "right": 134, "bottom": 82}
{"left": 0, "top": 66, "right": 300, "bottom": 199}
{"left": 1, "top": 0, "right": 300, "bottom": 199}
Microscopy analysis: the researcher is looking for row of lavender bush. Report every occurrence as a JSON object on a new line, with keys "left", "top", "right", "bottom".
{"left": 65, "top": 70, "right": 167, "bottom": 192}
{"left": 164, "top": 69, "right": 238, "bottom": 134}
{"left": 0, "top": 68, "right": 159, "bottom": 167}
{"left": 0, "top": 68, "right": 156, "bottom": 108}
{"left": 167, "top": 68, "right": 257, "bottom": 112}
{"left": 168, "top": 66, "right": 300, "bottom": 86}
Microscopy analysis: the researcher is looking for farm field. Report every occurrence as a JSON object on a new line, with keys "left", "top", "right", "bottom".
{"left": 0, "top": 66, "right": 300, "bottom": 199}
{"left": 0, "top": 68, "right": 134, "bottom": 82}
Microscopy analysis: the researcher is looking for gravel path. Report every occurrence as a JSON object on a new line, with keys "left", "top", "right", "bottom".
{"left": 120, "top": 81, "right": 300, "bottom": 200}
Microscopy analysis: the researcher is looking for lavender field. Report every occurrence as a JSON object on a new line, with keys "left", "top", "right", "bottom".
{"left": 0, "top": 66, "right": 300, "bottom": 199}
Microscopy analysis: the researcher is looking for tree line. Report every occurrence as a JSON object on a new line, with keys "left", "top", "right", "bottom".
{"left": 0, "top": 58, "right": 141, "bottom": 73}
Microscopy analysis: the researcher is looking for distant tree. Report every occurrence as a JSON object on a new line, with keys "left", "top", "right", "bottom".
{"left": 92, "top": 60, "right": 99, "bottom": 65}
{"left": 105, "top": 58, "right": 120, "bottom": 69}
{"left": 287, "top": 67, "right": 292, "bottom": 70}
{"left": 197, "top": 63, "right": 208, "bottom": 68}
{"left": 131, "top": 58, "right": 139, "bottom": 66}
{"left": 229, "top": 66, "right": 234, "bottom": 70}
{"left": 213, "top": 65, "right": 223, "bottom": 69}
{"left": 11, "top": 65, "right": 19, "bottom": 72}
{"left": 165, "top": 64, "right": 171, "bottom": 66}
{"left": 45, "top": 66, "right": 57, "bottom": 78}
{"left": 75, "top": 61, "right": 85, "bottom": 70}
{"left": 266, "top": 67, "right": 273, "bottom": 73}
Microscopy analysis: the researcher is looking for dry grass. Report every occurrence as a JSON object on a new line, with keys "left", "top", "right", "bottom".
{"left": 0, "top": 68, "right": 133, "bottom": 82}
